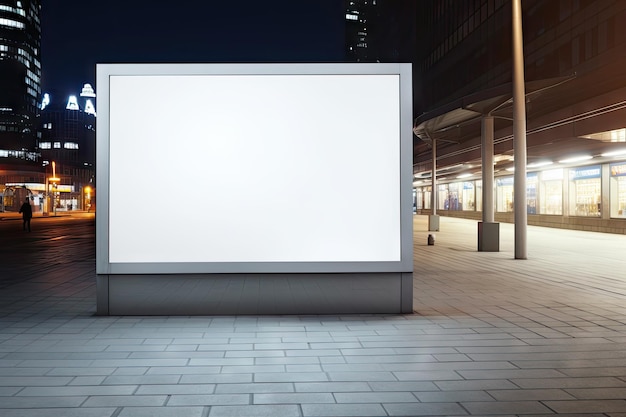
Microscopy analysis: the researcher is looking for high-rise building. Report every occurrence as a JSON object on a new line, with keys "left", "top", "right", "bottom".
{"left": 0, "top": 0, "right": 41, "bottom": 157}
{"left": 345, "top": 0, "right": 378, "bottom": 62}
{"left": 34, "top": 85, "right": 96, "bottom": 211}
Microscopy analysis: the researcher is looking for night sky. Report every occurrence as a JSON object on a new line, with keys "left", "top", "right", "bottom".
{"left": 40, "top": 0, "right": 345, "bottom": 98}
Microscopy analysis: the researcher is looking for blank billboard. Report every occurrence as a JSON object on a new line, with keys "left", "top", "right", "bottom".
{"left": 97, "top": 63, "right": 413, "bottom": 274}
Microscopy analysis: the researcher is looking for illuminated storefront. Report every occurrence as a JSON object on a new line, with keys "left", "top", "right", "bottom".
{"left": 610, "top": 162, "right": 626, "bottom": 218}
{"left": 569, "top": 166, "right": 601, "bottom": 217}
{"left": 539, "top": 169, "right": 563, "bottom": 215}
{"left": 414, "top": 160, "right": 626, "bottom": 226}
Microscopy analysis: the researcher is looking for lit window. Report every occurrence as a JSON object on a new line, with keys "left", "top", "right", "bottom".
{"left": 0, "top": 5, "right": 26, "bottom": 17}
{"left": 345, "top": 14, "right": 358, "bottom": 21}
{"left": 0, "top": 18, "right": 25, "bottom": 29}
{"left": 53, "top": 142, "right": 61, "bottom": 148}
{"left": 64, "top": 142, "right": 79, "bottom": 150}
{"left": 39, "top": 142, "right": 51, "bottom": 149}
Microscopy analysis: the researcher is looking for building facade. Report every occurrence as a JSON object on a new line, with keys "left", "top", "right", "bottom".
{"left": 411, "top": 0, "right": 626, "bottom": 234}
{"left": 1, "top": 84, "right": 96, "bottom": 212}
{"left": 0, "top": 0, "right": 41, "bottom": 155}
{"left": 34, "top": 85, "right": 96, "bottom": 212}
{"left": 0, "top": 0, "right": 42, "bottom": 211}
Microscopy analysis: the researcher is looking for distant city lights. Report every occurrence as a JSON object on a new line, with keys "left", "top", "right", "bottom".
{"left": 80, "top": 83, "right": 96, "bottom": 98}
{"left": 40, "top": 93, "right": 50, "bottom": 110}
{"left": 66, "top": 95, "right": 80, "bottom": 110}
{"left": 41, "top": 84, "right": 96, "bottom": 115}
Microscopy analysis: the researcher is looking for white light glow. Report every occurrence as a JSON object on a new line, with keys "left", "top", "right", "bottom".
{"left": 108, "top": 73, "right": 402, "bottom": 264}
{"left": 84, "top": 99, "right": 96, "bottom": 116}
{"left": 456, "top": 173, "right": 472, "bottom": 179}
{"left": 80, "top": 84, "right": 96, "bottom": 98}
{"left": 558, "top": 155, "right": 593, "bottom": 164}
{"left": 527, "top": 160, "right": 553, "bottom": 168}
{"left": 66, "top": 96, "right": 79, "bottom": 110}
{"left": 601, "top": 149, "right": 626, "bottom": 157}
{"left": 41, "top": 93, "right": 50, "bottom": 110}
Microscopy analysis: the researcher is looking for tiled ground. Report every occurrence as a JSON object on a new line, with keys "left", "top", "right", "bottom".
{"left": 1, "top": 215, "right": 626, "bottom": 416}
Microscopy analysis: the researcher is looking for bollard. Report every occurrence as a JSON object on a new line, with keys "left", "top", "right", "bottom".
{"left": 428, "top": 234, "right": 435, "bottom": 245}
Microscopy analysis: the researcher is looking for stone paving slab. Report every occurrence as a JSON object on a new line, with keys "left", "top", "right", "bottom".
{"left": 0, "top": 215, "right": 626, "bottom": 415}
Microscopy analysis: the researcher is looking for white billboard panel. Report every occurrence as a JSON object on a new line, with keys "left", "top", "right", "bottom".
{"left": 97, "top": 64, "right": 412, "bottom": 274}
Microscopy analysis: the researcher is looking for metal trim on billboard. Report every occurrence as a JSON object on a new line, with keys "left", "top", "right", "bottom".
{"left": 96, "top": 63, "right": 413, "bottom": 275}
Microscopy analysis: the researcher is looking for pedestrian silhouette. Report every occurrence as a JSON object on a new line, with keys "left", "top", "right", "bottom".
{"left": 19, "top": 197, "right": 32, "bottom": 232}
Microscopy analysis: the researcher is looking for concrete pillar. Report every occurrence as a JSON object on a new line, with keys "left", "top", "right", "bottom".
{"left": 481, "top": 116, "right": 495, "bottom": 223}
{"left": 512, "top": 0, "right": 528, "bottom": 260}
{"left": 429, "top": 138, "right": 439, "bottom": 231}
{"left": 479, "top": 115, "right": 499, "bottom": 251}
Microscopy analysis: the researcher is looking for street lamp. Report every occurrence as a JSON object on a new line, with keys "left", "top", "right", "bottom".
{"left": 48, "top": 161, "right": 60, "bottom": 217}
{"left": 84, "top": 186, "right": 92, "bottom": 212}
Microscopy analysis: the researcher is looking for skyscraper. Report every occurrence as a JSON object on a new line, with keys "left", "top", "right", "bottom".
{"left": 0, "top": 0, "right": 41, "bottom": 158}
{"left": 345, "top": 0, "right": 378, "bottom": 62}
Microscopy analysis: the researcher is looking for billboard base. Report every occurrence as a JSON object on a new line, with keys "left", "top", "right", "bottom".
{"left": 96, "top": 273, "right": 413, "bottom": 315}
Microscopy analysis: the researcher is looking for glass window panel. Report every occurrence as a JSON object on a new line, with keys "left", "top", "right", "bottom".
{"left": 610, "top": 163, "right": 626, "bottom": 218}
{"left": 527, "top": 173, "right": 538, "bottom": 214}
{"left": 496, "top": 177, "right": 514, "bottom": 212}
{"left": 461, "top": 181, "right": 475, "bottom": 211}
{"left": 568, "top": 166, "right": 601, "bottom": 217}
{"left": 438, "top": 183, "right": 448, "bottom": 210}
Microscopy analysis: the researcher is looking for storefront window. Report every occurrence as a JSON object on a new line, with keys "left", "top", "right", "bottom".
{"left": 476, "top": 180, "right": 483, "bottom": 212}
{"left": 527, "top": 173, "right": 537, "bottom": 214}
{"left": 569, "top": 165, "right": 601, "bottom": 217}
{"left": 448, "top": 182, "right": 461, "bottom": 210}
{"left": 496, "top": 177, "right": 514, "bottom": 212}
{"left": 539, "top": 168, "right": 563, "bottom": 215}
{"left": 462, "top": 181, "right": 475, "bottom": 211}
{"left": 438, "top": 183, "right": 448, "bottom": 210}
{"left": 610, "top": 162, "right": 626, "bottom": 218}
{"left": 423, "top": 186, "right": 431, "bottom": 210}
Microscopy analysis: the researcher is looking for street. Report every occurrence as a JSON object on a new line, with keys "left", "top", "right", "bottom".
{"left": 0, "top": 213, "right": 96, "bottom": 305}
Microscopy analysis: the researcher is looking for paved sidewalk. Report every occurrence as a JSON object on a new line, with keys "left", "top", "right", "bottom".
{"left": 1, "top": 215, "right": 626, "bottom": 416}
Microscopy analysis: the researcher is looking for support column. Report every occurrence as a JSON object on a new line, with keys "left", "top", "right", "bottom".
{"left": 478, "top": 116, "right": 499, "bottom": 251}
{"left": 512, "top": 0, "right": 528, "bottom": 259}
{"left": 482, "top": 116, "right": 495, "bottom": 223}
{"left": 429, "top": 138, "right": 439, "bottom": 231}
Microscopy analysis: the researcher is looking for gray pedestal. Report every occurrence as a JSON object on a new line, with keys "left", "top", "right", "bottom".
{"left": 429, "top": 215, "right": 440, "bottom": 231}
{"left": 478, "top": 222, "right": 500, "bottom": 252}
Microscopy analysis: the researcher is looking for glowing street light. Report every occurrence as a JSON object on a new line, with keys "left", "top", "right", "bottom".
{"left": 84, "top": 186, "right": 92, "bottom": 212}
{"left": 48, "top": 161, "right": 60, "bottom": 216}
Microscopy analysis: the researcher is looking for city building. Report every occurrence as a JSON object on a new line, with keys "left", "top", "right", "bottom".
{"left": 0, "top": 0, "right": 41, "bottom": 157}
{"left": 410, "top": 0, "right": 626, "bottom": 234}
{"left": 345, "top": 0, "right": 378, "bottom": 62}
{"left": 0, "top": 0, "right": 42, "bottom": 211}
{"left": 1, "top": 84, "right": 96, "bottom": 212}
{"left": 36, "top": 84, "right": 96, "bottom": 212}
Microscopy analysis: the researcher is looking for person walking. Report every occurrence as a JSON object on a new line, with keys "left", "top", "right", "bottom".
{"left": 19, "top": 197, "right": 33, "bottom": 232}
